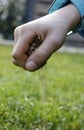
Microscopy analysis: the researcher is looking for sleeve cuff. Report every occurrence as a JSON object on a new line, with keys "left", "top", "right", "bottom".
{"left": 48, "top": 0, "right": 69, "bottom": 13}
{"left": 70, "top": 0, "right": 84, "bottom": 37}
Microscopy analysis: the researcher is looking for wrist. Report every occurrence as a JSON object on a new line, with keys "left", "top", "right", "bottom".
{"left": 60, "top": 4, "right": 80, "bottom": 32}
{"left": 52, "top": 4, "right": 81, "bottom": 33}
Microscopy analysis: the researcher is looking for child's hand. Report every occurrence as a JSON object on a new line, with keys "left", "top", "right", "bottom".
{"left": 12, "top": 4, "right": 80, "bottom": 71}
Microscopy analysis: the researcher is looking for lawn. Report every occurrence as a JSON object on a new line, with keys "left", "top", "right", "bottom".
{"left": 0, "top": 45, "right": 84, "bottom": 130}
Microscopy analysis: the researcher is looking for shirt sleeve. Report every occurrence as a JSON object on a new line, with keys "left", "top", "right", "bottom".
{"left": 70, "top": 0, "right": 84, "bottom": 16}
{"left": 70, "top": 0, "right": 84, "bottom": 37}
{"left": 48, "top": 0, "right": 69, "bottom": 13}
{"left": 48, "top": 0, "right": 84, "bottom": 37}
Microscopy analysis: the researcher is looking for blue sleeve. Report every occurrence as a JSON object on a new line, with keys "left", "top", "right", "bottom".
{"left": 48, "top": 0, "right": 84, "bottom": 37}
{"left": 70, "top": 0, "right": 84, "bottom": 16}
{"left": 48, "top": 0, "right": 69, "bottom": 13}
{"left": 70, "top": 0, "right": 84, "bottom": 37}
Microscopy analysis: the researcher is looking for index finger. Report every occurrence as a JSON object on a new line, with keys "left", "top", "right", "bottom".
{"left": 12, "top": 28, "right": 36, "bottom": 69}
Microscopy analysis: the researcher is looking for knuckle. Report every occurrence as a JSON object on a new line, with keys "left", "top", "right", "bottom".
{"left": 20, "top": 24, "right": 28, "bottom": 35}
{"left": 12, "top": 58, "right": 16, "bottom": 65}
{"left": 14, "top": 26, "right": 20, "bottom": 36}
{"left": 49, "top": 35, "right": 62, "bottom": 51}
{"left": 34, "top": 49, "right": 48, "bottom": 65}
{"left": 12, "top": 50, "right": 20, "bottom": 60}
{"left": 14, "top": 25, "right": 27, "bottom": 36}
{"left": 12, "top": 58, "right": 21, "bottom": 68}
{"left": 14, "top": 25, "right": 24, "bottom": 37}
{"left": 35, "top": 50, "right": 47, "bottom": 68}
{"left": 12, "top": 53, "right": 22, "bottom": 68}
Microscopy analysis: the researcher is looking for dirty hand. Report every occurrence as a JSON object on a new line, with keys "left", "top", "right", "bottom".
{"left": 12, "top": 4, "right": 80, "bottom": 71}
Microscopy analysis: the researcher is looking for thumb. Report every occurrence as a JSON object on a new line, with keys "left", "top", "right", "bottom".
{"left": 25, "top": 34, "right": 61, "bottom": 71}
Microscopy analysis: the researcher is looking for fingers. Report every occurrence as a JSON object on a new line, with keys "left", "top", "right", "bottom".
{"left": 12, "top": 25, "right": 36, "bottom": 68}
{"left": 25, "top": 34, "right": 61, "bottom": 71}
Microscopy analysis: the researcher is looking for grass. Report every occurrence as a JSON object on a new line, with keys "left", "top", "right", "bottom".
{"left": 0, "top": 45, "right": 84, "bottom": 130}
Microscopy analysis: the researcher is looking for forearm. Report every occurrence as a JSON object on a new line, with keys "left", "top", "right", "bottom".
{"left": 53, "top": 4, "right": 81, "bottom": 33}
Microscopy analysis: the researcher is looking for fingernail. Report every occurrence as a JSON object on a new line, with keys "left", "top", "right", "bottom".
{"left": 26, "top": 61, "right": 37, "bottom": 71}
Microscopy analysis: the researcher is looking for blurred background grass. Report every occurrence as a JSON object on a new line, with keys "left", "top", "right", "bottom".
{"left": 0, "top": 45, "right": 84, "bottom": 129}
